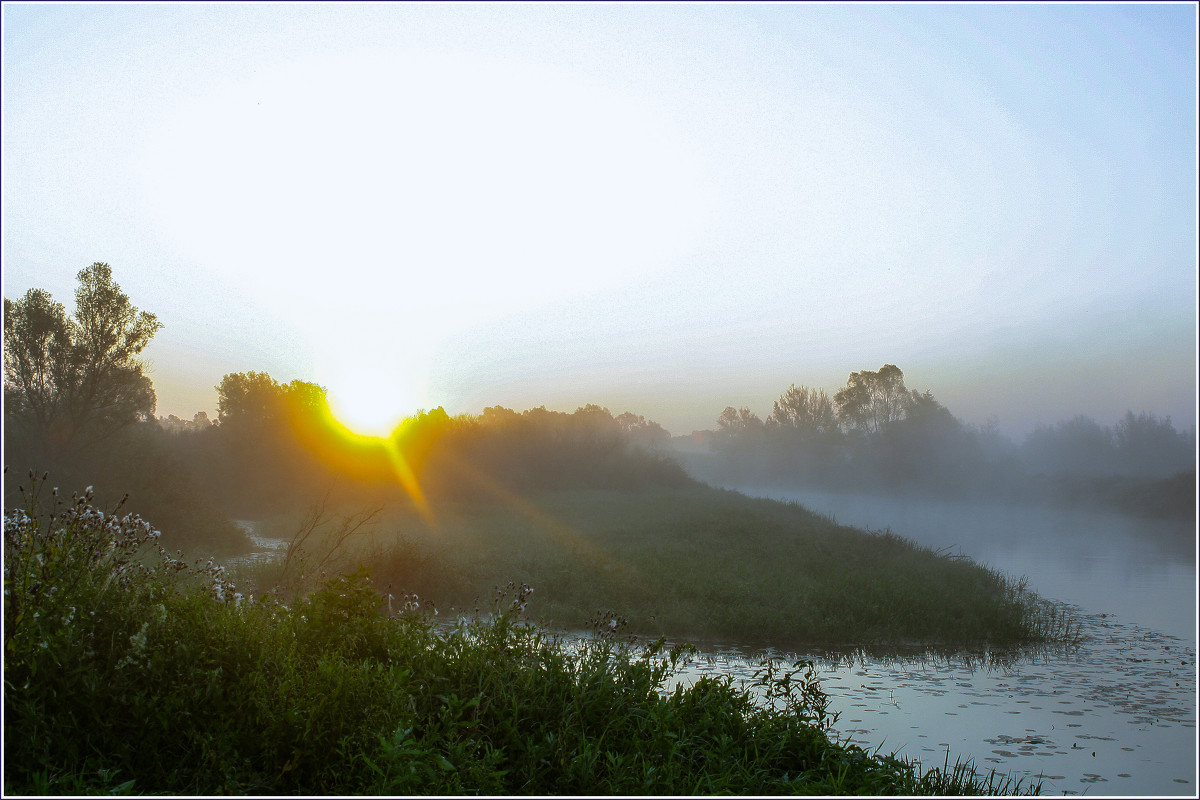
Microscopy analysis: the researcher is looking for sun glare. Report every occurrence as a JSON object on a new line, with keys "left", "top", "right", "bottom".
{"left": 324, "top": 371, "right": 413, "bottom": 438}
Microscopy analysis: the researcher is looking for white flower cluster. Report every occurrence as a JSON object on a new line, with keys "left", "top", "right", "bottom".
{"left": 390, "top": 591, "right": 437, "bottom": 617}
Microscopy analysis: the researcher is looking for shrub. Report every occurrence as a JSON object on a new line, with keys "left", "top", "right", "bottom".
{"left": 4, "top": 478, "right": 1037, "bottom": 796}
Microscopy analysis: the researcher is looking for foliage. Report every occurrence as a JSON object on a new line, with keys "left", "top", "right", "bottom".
{"left": 715, "top": 405, "right": 766, "bottom": 451}
{"left": 833, "top": 364, "right": 909, "bottom": 435}
{"left": 3, "top": 488, "right": 1039, "bottom": 796}
{"left": 768, "top": 384, "right": 838, "bottom": 436}
{"left": 428, "top": 404, "right": 691, "bottom": 496}
{"left": 3, "top": 264, "right": 161, "bottom": 455}
{"left": 615, "top": 411, "right": 672, "bottom": 450}
{"left": 1113, "top": 411, "right": 1192, "bottom": 477}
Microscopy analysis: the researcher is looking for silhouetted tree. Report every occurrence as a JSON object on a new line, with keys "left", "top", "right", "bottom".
{"left": 215, "top": 371, "right": 287, "bottom": 429}
{"left": 3, "top": 263, "right": 161, "bottom": 455}
{"left": 615, "top": 412, "right": 671, "bottom": 450}
{"left": 717, "top": 406, "right": 764, "bottom": 440}
{"left": 1022, "top": 415, "right": 1116, "bottom": 477}
{"left": 833, "top": 364, "right": 908, "bottom": 435}
{"left": 1113, "top": 411, "right": 1193, "bottom": 478}
{"left": 767, "top": 384, "right": 838, "bottom": 436}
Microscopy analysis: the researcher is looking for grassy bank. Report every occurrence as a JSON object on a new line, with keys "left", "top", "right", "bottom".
{"left": 4, "top": 483, "right": 1039, "bottom": 795}
{"left": 240, "top": 485, "right": 1076, "bottom": 648}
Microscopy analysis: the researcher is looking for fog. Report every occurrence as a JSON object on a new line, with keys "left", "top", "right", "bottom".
{"left": 5, "top": 4, "right": 1196, "bottom": 795}
{"left": 711, "top": 485, "right": 1195, "bottom": 640}
{"left": 671, "top": 367, "right": 1194, "bottom": 522}
{"left": 663, "top": 367, "right": 1196, "bottom": 638}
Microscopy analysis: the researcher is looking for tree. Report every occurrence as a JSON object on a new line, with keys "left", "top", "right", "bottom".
{"left": 215, "top": 371, "right": 286, "bottom": 428}
{"left": 1112, "top": 411, "right": 1191, "bottom": 478}
{"left": 214, "top": 371, "right": 330, "bottom": 441}
{"left": 833, "top": 364, "right": 909, "bottom": 435}
{"left": 717, "top": 406, "right": 764, "bottom": 434}
{"left": 767, "top": 384, "right": 837, "bottom": 436}
{"left": 615, "top": 411, "right": 671, "bottom": 450}
{"left": 1022, "top": 415, "right": 1116, "bottom": 477}
{"left": 4, "top": 263, "right": 161, "bottom": 452}
{"left": 715, "top": 406, "right": 766, "bottom": 451}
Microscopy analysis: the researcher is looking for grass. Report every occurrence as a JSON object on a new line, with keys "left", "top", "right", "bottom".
{"left": 4, "top": 475, "right": 1044, "bottom": 795}
{"left": 237, "top": 484, "right": 1079, "bottom": 648}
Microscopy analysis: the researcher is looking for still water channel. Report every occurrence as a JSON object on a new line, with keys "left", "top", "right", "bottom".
{"left": 232, "top": 490, "right": 1197, "bottom": 795}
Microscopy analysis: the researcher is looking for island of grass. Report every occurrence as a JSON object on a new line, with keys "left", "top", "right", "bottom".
{"left": 5, "top": 474, "right": 1070, "bottom": 795}
{"left": 243, "top": 484, "right": 1077, "bottom": 649}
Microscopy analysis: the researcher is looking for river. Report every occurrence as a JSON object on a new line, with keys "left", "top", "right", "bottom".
{"left": 694, "top": 486, "right": 1197, "bottom": 795}
{"left": 228, "top": 492, "right": 1197, "bottom": 794}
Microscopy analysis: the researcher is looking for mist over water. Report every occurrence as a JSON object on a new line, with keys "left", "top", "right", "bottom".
{"left": 726, "top": 486, "right": 1196, "bottom": 640}
{"left": 644, "top": 482, "right": 1198, "bottom": 795}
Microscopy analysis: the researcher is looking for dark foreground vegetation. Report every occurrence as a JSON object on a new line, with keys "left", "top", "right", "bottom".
{"left": 4, "top": 481, "right": 1039, "bottom": 796}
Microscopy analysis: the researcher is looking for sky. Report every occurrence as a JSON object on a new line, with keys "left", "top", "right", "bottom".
{"left": 2, "top": 2, "right": 1196, "bottom": 439}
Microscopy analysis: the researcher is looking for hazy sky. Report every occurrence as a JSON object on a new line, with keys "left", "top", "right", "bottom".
{"left": 2, "top": 2, "right": 1196, "bottom": 438}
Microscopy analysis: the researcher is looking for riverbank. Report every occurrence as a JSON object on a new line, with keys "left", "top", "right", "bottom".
{"left": 4, "top": 488, "right": 1041, "bottom": 795}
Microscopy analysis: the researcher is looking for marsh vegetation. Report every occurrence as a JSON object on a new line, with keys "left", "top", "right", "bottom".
{"left": 4, "top": 481, "right": 1046, "bottom": 795}
{"left": 4, "top": 265, "right": 1181, "bottom": 795}
{"left": 235, "top": 486, "right": 1077, "bottom": 648}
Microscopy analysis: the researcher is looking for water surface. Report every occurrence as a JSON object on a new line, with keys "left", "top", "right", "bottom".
{"left": 705, "top": 486, "right": 1198, "bottom": 794}
{"left": 662, "top": 613, "right": 1195, "bottom": 796}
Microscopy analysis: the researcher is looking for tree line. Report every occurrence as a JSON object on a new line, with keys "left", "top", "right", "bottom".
{"left": 697, "top": 365, "right": 1194, "bottom": 518}
{"left": 5, "top": 266, "right": 1193, "bottom": 547}
{"left": 3, "top": 265, "right": 688, "bottom": 552}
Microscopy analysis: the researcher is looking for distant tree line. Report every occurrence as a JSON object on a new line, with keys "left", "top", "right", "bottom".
{"left": 694, "top": 365, "right": 1195, "bottom": 519}
{"left": 5, "top": 267, "right": 1193, "bottom": 551}
{"left": 194, "top": 374, "right": 687, "bottom": 515}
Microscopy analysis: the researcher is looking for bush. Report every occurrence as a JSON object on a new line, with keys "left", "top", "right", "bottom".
{"left": 3, "top": 480, "right": 1037, "bottom": 795}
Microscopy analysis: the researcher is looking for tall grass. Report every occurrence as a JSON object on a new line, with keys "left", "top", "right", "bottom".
{"left": 238, "top": 485, "right": 1079, "bottom": 648}
{"left": 4, "top": 477, "right": 1041, "bottom": 796}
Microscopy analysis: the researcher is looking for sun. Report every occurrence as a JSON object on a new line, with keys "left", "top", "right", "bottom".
{"left": 135, "top": 46, "right": 716, "bottom": 434}
{"left": 323, "top": 369, "right": 419, "bottom": 439}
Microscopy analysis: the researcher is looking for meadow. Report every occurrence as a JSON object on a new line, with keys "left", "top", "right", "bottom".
{"left": 3, "top": 474, "right": 1058, "bottom": 795}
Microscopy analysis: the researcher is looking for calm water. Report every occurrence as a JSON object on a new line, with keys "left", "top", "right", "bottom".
{"left": 229, "top": 520, "right": 289, "bottom": 567}
{"left": 703, "top": 486, "right": 1199, "bottom": 795}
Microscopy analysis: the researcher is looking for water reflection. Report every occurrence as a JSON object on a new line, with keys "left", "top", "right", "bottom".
{"left": 628, "top": 611, "right": 1196, "bottom": 796}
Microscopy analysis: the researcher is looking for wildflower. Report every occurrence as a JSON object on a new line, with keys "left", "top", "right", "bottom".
{"left": 129, "top": 621, "right": 150, "bottom": 652}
